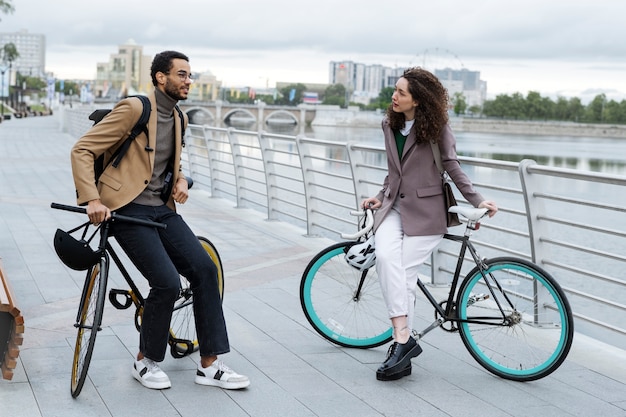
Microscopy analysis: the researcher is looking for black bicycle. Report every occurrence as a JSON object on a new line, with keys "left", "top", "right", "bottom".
{"left": 51, "top": 203, "right": 224, "bottom": 398}
{"left": 300, "top": 207, "right": 574, "bottom": 381}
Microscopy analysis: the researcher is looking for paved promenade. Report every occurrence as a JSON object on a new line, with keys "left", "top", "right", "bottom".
{"left": 1, "top": 114, "right": 625, "bottom": 417}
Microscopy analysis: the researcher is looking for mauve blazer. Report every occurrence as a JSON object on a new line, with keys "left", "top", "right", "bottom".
{"left": 373, "top": 119, "right": 485, "bottom": 236}
{"left": 71, "top": 90, "right": 187, "bottom": 212}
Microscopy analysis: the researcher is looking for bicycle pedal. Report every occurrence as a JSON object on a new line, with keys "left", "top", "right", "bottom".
{"left": 467, "top": 293, "right": 489, "bottom": 306}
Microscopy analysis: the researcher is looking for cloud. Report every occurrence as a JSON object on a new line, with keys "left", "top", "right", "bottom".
{"left": 3, "top": 0, "right": 626, "bottom": 100}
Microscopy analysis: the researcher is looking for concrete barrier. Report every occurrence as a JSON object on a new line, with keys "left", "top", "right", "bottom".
{"left": 0, "top": 258, "right": 24, "bottom": 380}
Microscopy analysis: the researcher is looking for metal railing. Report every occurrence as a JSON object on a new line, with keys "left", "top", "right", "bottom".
{"left": 59, "top": 105, "right": 626, "bottom": 351}
{"left": 185, "top": 124, "right": 626, "bottom": 351}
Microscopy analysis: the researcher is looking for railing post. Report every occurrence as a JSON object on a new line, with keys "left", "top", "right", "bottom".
{"left": 226, "top": 128, "right": 246, "bottom": 208}
{"left": 430, "top": 246, "right": 448, "bottom": 286}
{"left": 215, "top": 100, "right": 223, "bottom": 125}
{"left": 258, "top": 131, "right": 276, "bottom": 220}
{"left": 295, "top": 135, "right": 315, "bottom": 236}
{"left": 518, "top": 158, "right": 548, "bottom": 264}
{"left": 202, "top": 126, "right": 219, "bottom": 198}
{"left": 299, "top": 108, "right": 307, "bottom": 135}
{"left": 346, "top": 143, "right": 367, "bottom": 210}
{"left": 257, "top": 101, "right": 265, "bottom": 132}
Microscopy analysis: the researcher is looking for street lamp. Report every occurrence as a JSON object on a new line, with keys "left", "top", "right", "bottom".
{"left": 0, "top": 64, "right": 6, "bottom": 119}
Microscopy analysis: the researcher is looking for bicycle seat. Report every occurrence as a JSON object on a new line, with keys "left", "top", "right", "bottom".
{"left": 448, "top": 206, "right": 489, "bottom": 221}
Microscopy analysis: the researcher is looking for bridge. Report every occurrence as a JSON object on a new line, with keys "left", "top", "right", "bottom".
{"left": 179, "top": 101, "right": 317, "bottom": 132}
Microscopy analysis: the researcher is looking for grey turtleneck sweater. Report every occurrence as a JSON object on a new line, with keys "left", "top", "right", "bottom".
{"left": 132, "top": 89, "right": 177, "bottom": 206}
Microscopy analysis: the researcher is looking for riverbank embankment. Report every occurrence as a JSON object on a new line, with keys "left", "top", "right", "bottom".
{"left": 310, "top": 106, "right": 626, "bottom": 138}
{"left": 451, "top": 118, "right": 626, "bottom": 139}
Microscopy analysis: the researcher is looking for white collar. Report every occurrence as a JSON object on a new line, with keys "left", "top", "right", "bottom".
{"left": 400, "top": 119, "right": 414, "bottom": 136}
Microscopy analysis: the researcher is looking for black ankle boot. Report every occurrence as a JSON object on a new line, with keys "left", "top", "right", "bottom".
{"left": 376, "top": 337, "right": 422, "bottom": 376}
{"left": 376, "top": 361, "right": 412, "bottom": 381}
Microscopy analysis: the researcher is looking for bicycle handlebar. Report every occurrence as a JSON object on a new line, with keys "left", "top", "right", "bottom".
{"left": 51, "top": 202, "right": 167, "bottom": 229}
{"left": 341, "top": 209, "right": 374, "bottom": 240}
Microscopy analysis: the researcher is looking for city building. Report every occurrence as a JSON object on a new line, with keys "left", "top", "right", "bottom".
{"left": 94, "top": 39, "right": 151, "bottom": 100}
{"left": 187, "top": 70, "right": 221, "bottom": 102}
{"left": 329, "top": 59, "right": 486, "bottom": 108}
{"left": 0, "top": 29, "right": 46, "bottom": 78}
{"left": 434, "top": 68, "right": 487, "bottom": 108}
{"left": 93, "top": 40, "right": 221, "bottom": 102}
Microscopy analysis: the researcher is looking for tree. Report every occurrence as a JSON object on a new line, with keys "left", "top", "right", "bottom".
{"left": 364, "top": 86, "right": 393, "bottom": 110}
{"left": 584, "top": 94, "right": 606, "bottom": 123}
{"left": 452, "top": 92, "right": 467, "bottom": 116}
{"left": 277, "top": 83, "right": 307, "bottom": 105}
{"left": 468, "top": 104, "right": 481, "bottom": 116}
{"left": 1, "top": 42, "right": 19, "bottom": 65}
{"left": 0, "top": 0, "right": 14, "bottom": 20}
{"left": 602, "top": 99, "right": 622, "bottom": 123}
{"left": 567, "top": 97, "right": 585, "bottom": 123}
{"left": 322, "top": 83, "right": 347, "bottom": 107}
{"left": 553, "top": 97, "right": 569, "bottom": 121}
{"left": 525, "top": 91, "right": 545, "bottom": 120}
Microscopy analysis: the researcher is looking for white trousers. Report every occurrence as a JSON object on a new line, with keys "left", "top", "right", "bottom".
{"left": 375, "top": 207, "right": 443, "bottom": 329}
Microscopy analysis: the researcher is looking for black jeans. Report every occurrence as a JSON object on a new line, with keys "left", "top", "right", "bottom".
{"left": 113, "top": 203, "right": 229, "bottom": 362}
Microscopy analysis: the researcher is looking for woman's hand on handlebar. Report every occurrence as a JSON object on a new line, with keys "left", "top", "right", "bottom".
{"left": 361, "top": 197, "right": 381, "bottom": 210}
{"left": 87, "top": 199, "right": 111, "bottom": 224}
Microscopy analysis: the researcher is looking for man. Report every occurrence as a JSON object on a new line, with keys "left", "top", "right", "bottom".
{"left": 71, "top": 50, "right": 249, "bottom": 390}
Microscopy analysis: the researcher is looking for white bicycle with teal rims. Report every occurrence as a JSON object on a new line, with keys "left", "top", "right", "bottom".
{"left": 300, "top": 207, "right": 574, "bottom": 381}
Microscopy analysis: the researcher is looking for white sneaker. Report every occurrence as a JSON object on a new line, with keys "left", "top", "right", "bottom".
{"left": 132, "top": 358, "right": 171, "bottom": 389}
{"left": 195, "top": 360, "right": 250, "bottom": 389}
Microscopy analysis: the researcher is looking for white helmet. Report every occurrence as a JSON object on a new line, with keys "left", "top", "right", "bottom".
{"left": 345, "top": 235, "right": 376, "bottom": 270}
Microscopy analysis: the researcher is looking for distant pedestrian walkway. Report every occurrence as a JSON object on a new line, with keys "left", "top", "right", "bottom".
{"left": 0, "top": 114, "right": 625, "bottom": 417}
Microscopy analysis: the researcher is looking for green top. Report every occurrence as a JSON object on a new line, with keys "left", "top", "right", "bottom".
{"left": 394, "top": 129, "right": 407, "bottom": 160}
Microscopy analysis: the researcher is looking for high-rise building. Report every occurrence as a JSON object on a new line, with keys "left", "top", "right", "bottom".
{"left": 93, "top": 41, "right": 222, "bottom": 102}
{"left": 434, "top": 68, "right": 486, "bottom": 107}
{"left": 94, "top": 39, "right": 151, "bottom": 99}
{"left": 0, "top": 29, "right": 46, "bottom": 78}
{"left": 330, "top": 60, "right": 486, "bottom": 107}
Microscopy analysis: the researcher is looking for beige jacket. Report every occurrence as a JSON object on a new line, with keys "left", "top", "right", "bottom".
{"left": 71, "top": 91, "right": 186, "bottom": 211}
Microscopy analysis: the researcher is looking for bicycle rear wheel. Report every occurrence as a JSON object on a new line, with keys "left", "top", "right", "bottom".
{"left": 168, "top": 236, "right": 224, "bottom": 358}
{"left": 70, "top": 255, "right": 109, "bottom": 398}
{"left": 300, "top": 242, "right": 392, "bottom": 348}
{"left": 457, "top": 257, "right": 574, "bottom": 381}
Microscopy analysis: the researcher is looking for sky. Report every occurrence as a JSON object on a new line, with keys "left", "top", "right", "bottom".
{"left": 2, "top": 0, "right": 626, "bottom": 102}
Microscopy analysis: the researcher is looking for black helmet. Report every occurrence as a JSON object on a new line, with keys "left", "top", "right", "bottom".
{"left": 53, "top": 228, "right": 101, "bottom": 271}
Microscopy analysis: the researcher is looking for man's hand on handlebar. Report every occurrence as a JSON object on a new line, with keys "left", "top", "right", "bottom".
{"left": 87, "top": 199, "right": 111, "bottom": 224}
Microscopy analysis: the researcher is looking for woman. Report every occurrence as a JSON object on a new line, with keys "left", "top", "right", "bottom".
{"left": 361, "top": 67, "right": 497, "bottom": 381}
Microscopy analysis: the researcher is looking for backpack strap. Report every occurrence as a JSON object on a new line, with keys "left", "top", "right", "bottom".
{"left": 174, "top": 104, "right": 186, "bottom": 147}
{"left": 111, "top": 95, "right": 151, "bottom": 168}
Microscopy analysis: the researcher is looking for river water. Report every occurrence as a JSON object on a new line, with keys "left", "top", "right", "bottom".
{"left": 262, "top": 123, "right": 626, "bottom": 175}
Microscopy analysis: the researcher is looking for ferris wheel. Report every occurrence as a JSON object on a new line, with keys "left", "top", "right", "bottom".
{"left": 417, "top": 48, "right": 465, "bottom": 72}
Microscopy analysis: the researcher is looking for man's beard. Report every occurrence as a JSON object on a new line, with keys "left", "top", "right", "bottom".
{"left": 164, "top": 81, "right": 186, "bottom": 101}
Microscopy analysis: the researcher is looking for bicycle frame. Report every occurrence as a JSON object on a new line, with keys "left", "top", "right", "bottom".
{"left": 300, "top": 206, "right": 574, "bottom": 380}
{"left": 413, "top": 222, "right": 517, "bottom": 340}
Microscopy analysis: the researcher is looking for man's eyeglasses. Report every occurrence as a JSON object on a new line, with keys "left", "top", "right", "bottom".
{"left": 167, "top": 71, "right": 194, "bottom": 82}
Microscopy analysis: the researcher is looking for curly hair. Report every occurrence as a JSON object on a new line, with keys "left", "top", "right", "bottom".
{"left": 150, "top": 50, "right": 189, "bottom": 86}
{"left": 386, "top": 67, "right": 449, "bottom": 143}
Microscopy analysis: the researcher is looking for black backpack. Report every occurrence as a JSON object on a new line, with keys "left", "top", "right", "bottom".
{"left": 88, "top": 95, "right": 185, "bottom": 185}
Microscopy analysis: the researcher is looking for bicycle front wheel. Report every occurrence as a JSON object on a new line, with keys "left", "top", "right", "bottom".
{"left": 457, "top": 257, "right": 574, "bottom": 381}
{"left": 168, "top": 236, "right": 224, "bottom": 358}
{"left": 71, "top": 255, "right": 108, "bottom": 398}
{"left": 300, "top": 242, "right": 392, "bottom": 348}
